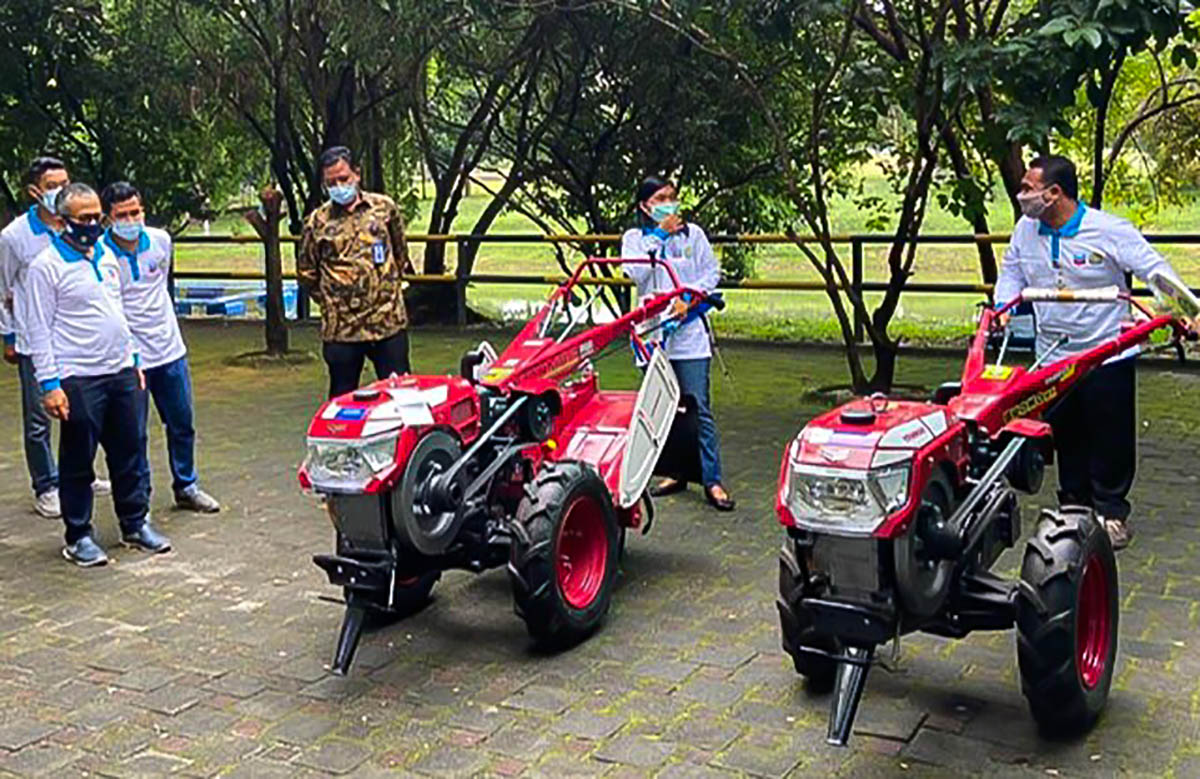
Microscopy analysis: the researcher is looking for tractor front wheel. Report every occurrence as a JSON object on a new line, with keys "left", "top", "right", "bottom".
{"left": 1016, "top": 507, "right": 1118, "bottom": 735}
{"left": 509, "top": 461, "right": 620, "bottom": 647}
{"left": 778, "top": 538, "right": 839, "bottom": 693}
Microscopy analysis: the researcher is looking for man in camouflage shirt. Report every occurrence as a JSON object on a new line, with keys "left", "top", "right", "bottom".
{"left": 299, "top": 146, "right": 415, "bottom": 398}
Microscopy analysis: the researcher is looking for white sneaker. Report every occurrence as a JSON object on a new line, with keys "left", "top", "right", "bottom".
{"left": 92, "top": 479, "right": 112, "bottom": 496}
{"left": 34, "top": 489, "right": 62, "bottom": 519}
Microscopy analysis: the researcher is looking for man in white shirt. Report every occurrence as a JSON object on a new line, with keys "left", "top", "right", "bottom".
{"left": 25, "top": 183, "right": 171, "bottom": 566}
{"left": 2, "top": 157, "right": 111, "bottom": 518}
{"left": 101, "top": 182, "right": 220, "bottom": 513}
{"left": 2, "top": 158, "right": 69, "bottom": 516}
{"left": 995, "top": 155, "right": 1180, "bottom": 550}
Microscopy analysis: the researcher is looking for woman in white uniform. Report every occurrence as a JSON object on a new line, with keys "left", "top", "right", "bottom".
{"left": 621, "top": 177, "right": 734, "bottom": 512}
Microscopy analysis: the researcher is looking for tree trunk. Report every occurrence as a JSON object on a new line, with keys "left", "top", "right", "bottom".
{"left": 867, "top": 337, "right": 899, "bottom": 394}
{"left": 245, "top": 187, "right": 289, "bottom": 355}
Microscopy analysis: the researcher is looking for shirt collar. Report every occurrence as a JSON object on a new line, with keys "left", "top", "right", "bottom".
{"left": 1038, "top": 202, "right": 1087, "bottom": 238}
{"left": 51, "top": 233, "right": 102, "bottom": 264}
{"left": 27, "top": 205, "right": 53, "bottom": 237}
{"left": 102, "top": 229, "right": 150, "bottom": 259}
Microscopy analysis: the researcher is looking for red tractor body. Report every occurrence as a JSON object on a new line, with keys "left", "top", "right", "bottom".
{"left": 299, "top": 258, "right": 710, "bottom": 674}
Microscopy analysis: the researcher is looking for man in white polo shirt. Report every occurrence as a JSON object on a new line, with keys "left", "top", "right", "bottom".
{"left": 995, "top": 154, "right": 1181, "bottom": 550}
{"left": 25, "top": 183, "right": 171, "bottom": 567}
{"left": 101, "top": 181, "right": 220, "bottom": 514}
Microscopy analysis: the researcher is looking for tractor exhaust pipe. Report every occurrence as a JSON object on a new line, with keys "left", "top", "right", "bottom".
{"left": 330, "top": 598, "right": 369, "bottom": 676}
{"left": 826, "top": 646, "right": 873, "bottom": 746}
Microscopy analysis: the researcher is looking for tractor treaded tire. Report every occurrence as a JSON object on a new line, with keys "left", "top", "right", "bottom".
{"left": 508, "top": 461, "right": 619, "bottom": 647}
{"left": 777, "top": 538, "right": 838, "bottom": 693}
{"left": 1016, "top": 507, "right": 1118, "bottom": 735}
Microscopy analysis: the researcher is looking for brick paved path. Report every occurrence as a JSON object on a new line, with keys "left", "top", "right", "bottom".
{"left": 1, "top": 323, "right": 1198, "bottom": 777}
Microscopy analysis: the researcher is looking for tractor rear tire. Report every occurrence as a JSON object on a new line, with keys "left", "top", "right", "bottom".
{"left": 509, "top": 461, "right": 620, "bottom": 647}
{"left": 1016, "top": 507, "right": 1118, "bottom": 735}
{"left": 778, "top": 539, "right": 838, "bottom": 693}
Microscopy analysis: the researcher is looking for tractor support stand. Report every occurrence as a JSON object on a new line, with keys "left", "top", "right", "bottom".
{"left": 827, "top": 646, "right": 873, "bottom": 746}
{"left": 331, "top": 595, "right": 369, "bottom": 676}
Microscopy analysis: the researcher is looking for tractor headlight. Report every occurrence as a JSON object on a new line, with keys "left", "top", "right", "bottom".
{"left": 303, "top": 431, "right": 399, "bottom": 492}
{"left": 786, "top": 463, "right": 910, "bottom": 535}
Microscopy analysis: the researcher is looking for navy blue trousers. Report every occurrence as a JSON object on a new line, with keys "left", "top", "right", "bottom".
{"left": 59, "top": 368, "right": 150, "bottom": 543}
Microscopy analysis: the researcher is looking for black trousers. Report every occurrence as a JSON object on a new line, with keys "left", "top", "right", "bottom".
{"left": 322, "top": 329, "right": 411, "bottom": 399}
{"left": 59, "top": 368, "right": 150, "bottom": 544}
{"left": 1045, "top": 357, "right": 1136, "bottom": 520}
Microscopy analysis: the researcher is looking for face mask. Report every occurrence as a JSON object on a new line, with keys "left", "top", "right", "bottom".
{"left": 40, "top": 187, "right": 63, "bottom": 214}
{"left": 328, "top": 183, "right": 357, "bottom": 205}
{"left": 65, "top": 219, "right": 104, "bottom": 247}
{"left": 648, "top": 201, "right": 679, "bottom": 224}
{"left": 1017, "top": 189, "right": 1050, "bottom": 219}
{"left": 112, "top": 220, "right": 144, "bottom": 242}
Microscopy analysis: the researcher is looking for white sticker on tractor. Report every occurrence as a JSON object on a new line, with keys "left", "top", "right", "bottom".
{"left": 878, "top": 420, "right": 933, "bottom": 449}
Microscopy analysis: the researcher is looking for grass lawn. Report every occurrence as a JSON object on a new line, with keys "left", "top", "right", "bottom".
{"left": 173, "top": 166, "right": 1200, "bottom": 345}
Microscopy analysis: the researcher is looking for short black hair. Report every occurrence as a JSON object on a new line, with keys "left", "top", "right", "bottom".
{"left": 27, "top": 156, "right": 67, "bottom": 186}
{"left": 55, "top": 182, "right": 98, "bottom": 217}
{"left": 319, "top": 146, "right": 354, "bottom": 172}
{"left": 1028, "top": 155, "right": 1079, "bottom": 201}
{"left": 100, "top": 181, "right": 142, "bottom": 214}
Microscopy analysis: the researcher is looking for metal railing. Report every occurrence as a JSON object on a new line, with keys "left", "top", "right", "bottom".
{"left": 173, "top": 232, "right": 1200, "bottom": 337}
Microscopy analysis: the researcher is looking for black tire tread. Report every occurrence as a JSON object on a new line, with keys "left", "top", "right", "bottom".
{"left": 509, "top": 461, "right": 619, "bottom": 647}
{"left": 777, "top": 539, "right": 838, "bottom": 693}
{"left": 1016, "top": 507, "right": 1118, "bottom": 735}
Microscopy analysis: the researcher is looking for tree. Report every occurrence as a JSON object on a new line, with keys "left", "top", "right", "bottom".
{"left": 0, "top": 0, "right": 249, "bottom": 225}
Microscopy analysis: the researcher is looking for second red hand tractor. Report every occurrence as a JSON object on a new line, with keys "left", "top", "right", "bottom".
{"left": 775, "top": 272, "right": 1200, "bottom": 745}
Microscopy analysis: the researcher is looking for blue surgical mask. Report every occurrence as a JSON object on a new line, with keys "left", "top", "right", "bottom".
{"left": 649, "top": 202, "right": 679, "bottom": 223}
{"left": 329, "top": 183, "right": 357, "bottom": 205}
{"left": 41, "top": 187, "right": 63, "bottom": 214}
{"left": 112, "top": 220, "right": 144, "bottom": 242}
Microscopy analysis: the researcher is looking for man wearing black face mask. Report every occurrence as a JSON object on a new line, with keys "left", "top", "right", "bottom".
{"left": 995, "top": 155, "right": 1183, "bottom": 551}
{"left": 24, "top": 182, "right": 171, "bottom": 567}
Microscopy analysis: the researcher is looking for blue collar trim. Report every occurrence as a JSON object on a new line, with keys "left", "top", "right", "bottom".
{"left": 102, "top": 230, "right": 150, "bottom": 281}
{"left": 51, "top": 234, "right": 104, "bottom": 281}
{"left": 1038, "top": 202, "right": 1086, "bottom": 238}
{"left": 27, "top": 205, "right": 52, "bottom": 237}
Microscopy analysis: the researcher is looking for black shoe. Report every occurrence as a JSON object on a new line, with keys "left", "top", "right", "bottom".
{"left": 705, "top": 485, "right": 736, "bottom": 512}
{"left": 649, "top": 478, "right": 688, "bottom": 498}
{"left": 121, "top": 522, "right": 173, "bottom": 554}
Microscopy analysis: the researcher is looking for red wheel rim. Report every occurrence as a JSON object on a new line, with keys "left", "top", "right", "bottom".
{"left": 1076, "top": 553, "right": 1111, "bottom": 690}
{"left": 555, "top": 495, "right": 608, "bottom": 610}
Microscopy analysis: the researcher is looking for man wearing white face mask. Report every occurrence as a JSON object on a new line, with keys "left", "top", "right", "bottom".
{"left": 298, "top": 146, "right": 415, "bottom": 399}
{"left": 1, "top": 156, "right": 111, "bottom": 517}
{"left": 101, "top": 181, "right": 220, "bottom": 514}
{"left": 995, "top": 154, "right": 1182, "bottom": 550}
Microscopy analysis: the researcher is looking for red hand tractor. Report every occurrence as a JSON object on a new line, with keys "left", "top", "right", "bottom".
{"left": 775, "top": 272, "right": 1200, "bottom": 746}
{"left": 299, "top": 258, "right": 718, "bottom": 674}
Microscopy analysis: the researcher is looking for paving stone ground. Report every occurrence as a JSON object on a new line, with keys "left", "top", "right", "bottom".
{"left": 2, "top": 321, "right": 1200, "bottom": 777}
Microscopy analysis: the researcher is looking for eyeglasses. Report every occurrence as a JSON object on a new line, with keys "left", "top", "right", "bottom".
{"left": 70, "top": 214, "right": 103, "bottom": 225}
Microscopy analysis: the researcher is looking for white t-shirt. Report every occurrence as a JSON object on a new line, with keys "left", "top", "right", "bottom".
{"left": 621, "top": 224, "right": 721, "bottom": 361}
{"left": 996, "top": 204, "right": 1178, "bottom": 360}
{"left": 104, "top": 226, "right": 186, "bottom": 370}
{"left": 25, "top": 236, "right": 138, "bottom": 388}
{"left": 0, "top": 207, "right": 56, "bottom": 354}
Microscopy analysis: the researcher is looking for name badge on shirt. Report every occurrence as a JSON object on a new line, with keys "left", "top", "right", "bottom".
{"left": 372, "top": 241, "right": 387, "bottom": 266}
